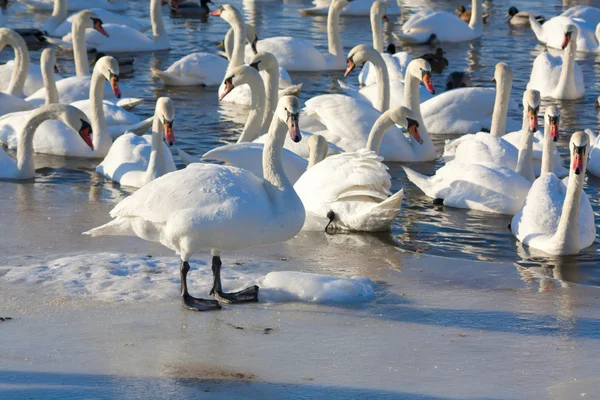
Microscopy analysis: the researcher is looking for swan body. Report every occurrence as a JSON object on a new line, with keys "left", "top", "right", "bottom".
{"left": 17, "top": 0, "right": 127, "bottom": 12}
{"left": 84, "top": 96, "right": 305, "bottom": 311}
{"left": 301, "top": 0, "right": 401, "bottom": 17}
{"left": 53, "top": 8, "right": 150, "bottom": 37}
{"left": 0, "top": 104, "right": 93, "bottom": 180}
{"left": 529, "top": 15, "right": 600, "bottom": 53}
{"left": 527, "top": 24, "right": 585, "bottom": 99}
{"left": 587, "top": 129, "right": 600, "bottom": 176}
{"left": 96, "top": 97, "right": 176, "bottom": 188}
{"left": 511, "top": 131, "right": 596, "bottom": 255}
{"left": 393, "top": 0, "right": 483, "bottom": 44}
{"left": 561, "top": 6, "right": 600, "bottom": 26}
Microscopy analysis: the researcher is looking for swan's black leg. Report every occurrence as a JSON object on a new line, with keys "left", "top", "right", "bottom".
{"left": 210, "top": 256, "right": 259, "bottom": 304}
{"left": 180, "top": 260, "right": 221, "bottom": 311}
{"left": 325, "top": 211, "right": 335, "bottom": 233}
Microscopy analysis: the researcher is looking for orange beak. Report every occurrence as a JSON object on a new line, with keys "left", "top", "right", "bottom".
{"left": 549, "top": 120, "right": 559, "bottom": 142}
{"left": 79, "top": 122, "right": 94, "bottom": 150}
{"left": 94, "top": 21, "right": 109, "bottom": 38}
{"left": 528, "top": 109, "right": 538, "bottom": 132}
{"left": 110, "top": 75, "right": 121, "bottom": 99}
{"left": 423, "top": 74, "right": 435, "bottom": 94}
{"left": 288, "top": 115, "right": 301, "bottom": 143}
{"left": 344, "top": 58, "right": 356, "bottom": 78}
{"left": 219, "top": 79, "right": 234, "bottom": 101}
{"left": 572, "top": 150, "right": 584, "bottom": 174}
{"left": 164, "top": 122, "right": 175, "bottom": 146}
{"left": 209, "top": 8, "right": 221, "bottom": 16}
{"left": 408, "top": 124, "right": 423, "bottom": 144}
{"left": 562, "top": 32, "right": 571, "bottom": 49}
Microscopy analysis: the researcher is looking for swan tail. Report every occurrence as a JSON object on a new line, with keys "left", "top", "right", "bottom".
{"left": 151, "top": 68, "right": 204, "bottom": 86}
{"left": 126, "top": 117, "right": 153, "bottom": 136}
{"left": 403, "top": 167, "right": 435, "bottom": 198}
{"left": 354, "top": 189, "right": 404, "bottom": 232}
{"left": 177, "top": 149, "right": 202, "bottom": 166}
{"left": 373, "top": 188, "right": 404, "bottom": 213}
{"left": 116, "top": 98, "right": 144, "bottom": 111}
{"left": 529, "top": 16, "right": 543, "bottom": 42}
{"left": 83, "top": 218, "right": 134, "bottom": 238}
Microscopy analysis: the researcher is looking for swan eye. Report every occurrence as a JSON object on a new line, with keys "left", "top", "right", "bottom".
{"left": 573, "top": 144, "right": 586, "bottom": 156}
{"left": 528, "top": 105, "right": 539, "bottom": 114}
{"left": 407, "top": 118, "right": 419, "bottom": 129}
{"left": 91, "top": 17, "right": 103, "bottom": 25}
{"left": 420, "top": 68, "right": 431, "bottom": 79}
{"left": 109, "top": 71, "right": 119, "bottom": 82}
{"left": 162, "top": 117, "right": 174, "bottom": 127}
{"left": 549, "top": 116, "right": 560, "bottom": 124}
{"left": 285, "top": 109, "right": 299, "bottom": 122}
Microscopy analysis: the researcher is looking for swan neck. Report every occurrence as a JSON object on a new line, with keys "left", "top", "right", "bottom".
{"left": 146, "top": 115, "right": 167, "bottom": 183}
{"left": 556, "top": 39, "right": 576, "bottom": 96}
{"left": 516, "top": 128, "right": 535, "bottom": 182}
{"left": 224, "top": 28, "right": 234, "bottom": 60}
{"left": 227, "top": 15, "right": 246, "bottom": 74}
{"left": 261, "top": 67, "right": 279, "bottom": 135}
{"left": 17, "top": 108, "right": 52, "bottom": 176}
{"left": 541, "top": 121, "right": 555, "bottom": 175}
{"left": 73, "top": 18, "right": 90, "bottom": 77}
{"left": 6, "top": 33, "right": 29, "bottom": 97}
{"left": 237, "top": 74, "right": 266, "bottom": 143}
{"left": 262, "top": 116, "right": 293, "bottom": 194}
{"left": 371, "top": 9, "right": 383, "bottom": 52}
{"left": 371, "top": 51, "right": 389, "bottom": 112}
{"left": 490, "top": 73, "right": 512, "bottom": 137}
{"left": 89, "top": 70, "right": 110, "bottom": 152}
{"left": 404, "top": 71, "right": 424, "bottom": 129}
{"left": 42, "top": 53, "right": 58, "bottom": 105}
{"left": 151, "top": 0, "right": 166, "bottom": 39}
{"left": 366, "top": 110, "right": 394, "bottom": 154}
{"left": 327, "top": 3, "right": 343, "bottom": 58}
{"left": 553, "top": 162, "right": 586, "bottom": 254}
{"left": 44, "top": 0, "right": 68, "bottom": 33}
{"left": 469, "top": 0, "right": 483, "bottom": 29}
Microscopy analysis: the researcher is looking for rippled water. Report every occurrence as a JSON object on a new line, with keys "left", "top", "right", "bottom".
{"left": 1, "top": 0, "right": 599, "bottom": 280}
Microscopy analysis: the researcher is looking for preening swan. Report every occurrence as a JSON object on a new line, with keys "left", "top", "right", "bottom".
{"left": 294, "top": 106, "right": 422, "bottom": 232}
{"left": 84, "top": 95, "right": 306, "bottom": 311}
{"left": 527, "top": 24, "right": 585, "bottom": 100}
{"left": 511, "top": 131, "right": 596, "bottom": 255}
{"left": 392, "top": 0, "right": 484, "bottom": 44}
{"left": 95, "top": 97, "right": 176, "bottom": 188}
{"left": 0, "top": 104, "right": 93, "bottom": 180}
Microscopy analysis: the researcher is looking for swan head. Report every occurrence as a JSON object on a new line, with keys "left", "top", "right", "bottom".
{"left": 246, "top": 24, "right": 259, "bottom": 54}
{"left": 276, "top": 95, "right": 301, "bottom": 143}
{"left": 372, "top": 1, "right": 388, "bottom": 22}
{"left": 94, "top": 56, "right": 121, "bottom": 99}
{"left": 407, "top": 59, "right": 435, "bottom": 94}
{"left": 41, "top": 47, "right": 57, "bottom": 72}
{"left": 492, "top": 62, "right": 512, "bottom": 84}
{"left": 389, "top": 106, "right": 422, "bottom": 144}
{"left": 570, "top": 131, "right": 589, "bottom": 175}
{"left": 506, "top": 6, "right": 519, "bottom": 17}
{"left": 307, "top": 134, "right": 328, "bottom": 165}
{"left": 76, "top": 11, "right": 109, "bottom": 37}
{"left": 331, "top": 0, "right": 352, "bottom": 12}
{"left": 209, "top": 4, "right": 243, "bottom": 26}
{"left": 46, "top": 104, "right": 94, "bottom": 150}
{"left": 545, "top": 106, "right": 560, "bottom": 143}
{"left": 249, "top": 51, "right": 279, "bottom": 73}
{"left": 156, "top": 97, "right": 175, "bottom": 147}
{"left": 219, "top": 65, "right": 261, "bottom": 101}
{"left": 523, "top": 89, "right": 541, "bottom": 133}
{"left": 562, "top": 24, "right": 577, "bottom": 50}
{"left": 344, "top": 44, "right": 379, "bottom": 78}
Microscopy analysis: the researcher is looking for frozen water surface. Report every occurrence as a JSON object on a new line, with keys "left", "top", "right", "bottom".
{"left": 1, "top": 0, "right": 600, "bottom": 398}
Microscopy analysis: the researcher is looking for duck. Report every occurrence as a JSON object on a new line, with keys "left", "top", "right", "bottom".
{"left": 17, "top": 0, "right": 127, "bottom": 12}
{"left": 0, "top": 29, "right": 36, "bottom": 118}
{"left": 393, "top": 0, "right": 484, "bottom": 44}
{"left": 358, "top": 0, "right": 412, "bottom": 86}
{"left": 527, "top": 23, "right": 584, "bottom": 100}
{"left": 60, "top": 0, "right": 170, "bottom": 52}
{"left": 245, "top": 0, "right": 350, "bottom": 71}
{"left": 300, "top": 0, "right": 401, "bottom": 17}
{"left": 0, "top": 104, "right": 93, "bottom": 180}
{"left": 586, "top": 128, "right": 600, "bottom": 177}
{"left": 294, "top": 106, "right": 422, "bottom": 232}
{"left": 170, "top": 0, "right": 212, "bottom": 16}
{"left": 511, "top": 131, "right": 596, "bottom": 255}
{"left": 418, "top": 48, "right": 448, "bottom": 73}
{"left": 306, "top": 46, "right": 437, "bottom": 162}
{"left": 455, "top": 5, "right": 488, "bottom": 24}
{"left": 445, "top": 71, "right": 472, "bottom": 90}
{"left": 95, "top": 97, "right": 176, "bottom": 188}
{"left": 84, "top": 95, "right": 306, "bottom": 311}
{"left": 403, "top": 90, "right": 543, "bottom": 215}
{"left": 0, "top": 56, "right": 146, "bottom": 157}
{"left": 506, "top": 6, "right": 545, "bottom": 27}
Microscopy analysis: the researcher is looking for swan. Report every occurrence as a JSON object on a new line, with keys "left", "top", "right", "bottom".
{"left": 84, "top": 95, "right": 306, "bottom": 311}
{"left": 52, "top": 7, "right": 150, "bottom": 38}
{"left": 403, "top": 90, "right": 543, "bottom": 215}
{"left": 306, "top": 49, "right": 437, "bottom": 162}
{"left": 527, "top": 24, "right": 585, "bottom": 100}
{"left": 244, "top": 0, "right": 350, "bottom": 71}
{"left": 0, "top": 104, "right": 93, "bottom": 180}
{"left": 0, "top": 29, "right": 35, "bottom": 117}
{"left": 17, "top": 0, "right": 127, "bottom": 12}
{"left": 511, "top": 131, "right": 596, "bottom": 255}
{"left": 294, "top": 106, "right": 421, "bottom": 232}
{"left": 0, "top": 56, "right": 142, "bottom": 157}
{"left": 300, "top": 0, "right": 401, "bottom": 17}
{"left": 62, "top": 0, "right": 170, "bottom": 52}
{"left": 392, "top": 0, "right": 484, "bottom": 44}
{"left": 561, "top": 5, "right": 600, "bottom": 26}
{"left": 358, "top": 0, "right": 411, "bottom": 86}
{"left": 529, "top": 13, "right": 600, "bottom": 53}
{"left": 506, "top": 7, "right": 545, "bottom": 27}
{"left": 95, "top": 97, "right": 176, "bottom": 188}
{"left": 151, "top": 8, "right": 250, "bottom": 87}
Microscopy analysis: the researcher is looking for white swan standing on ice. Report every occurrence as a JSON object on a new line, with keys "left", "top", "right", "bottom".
{"left": 0, "top": 104, "right": 93, "bottom": 180}
{"left": 527, "top": 24, "right": 585, "bottom": 100}
{"left": 84, "top": 96, "right": 306, "bottom": 311}
{"left": 294, "top": 106, "right": 421, "bottom": 232}
{"left": 95, "top": 97, "right": 177, "bottom": 188}
{"left": 511, "top": 131, "right": 596, "bottom": 255}
{"left": 392, "top": 0, "right": 484, "bottom": 44}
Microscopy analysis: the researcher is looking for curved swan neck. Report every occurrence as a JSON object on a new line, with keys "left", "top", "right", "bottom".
{"left": 327, "top": 1, "right": 344, "bottom": 58}
{"left": 404, "top": 70, "right": 425, "bottom": 133}
{"left": 89, "top": 69, "right": 110, "bottom": 152}
{"left": 553, "top": 156, "right": 587, "bottom": 254}
{"left": 261, "top": 66, "right": 279, "bottom": 135}
{"left": 516, "top": 128, "right": 535, "bottom": 182}
{"left": 224, "top": 27, "right": 234, "bottom": 60}
{"left": 490, "top": 72, "right": 512, "bottom": 137}
{"left": 44, "top": 0, "right": 68, "bottom": 34}
{"left": 370, "top": 4, "right": 383, "bottom": 52}
{"left": 262, "top": 115, "right": 294, "bottom": 195}
{"left": 469, "top": 0, "right": 483, "bottom": 30}
{"left": 237, "top": 73, "right": 266, "bottom": 143}
{"left": 5, "top": 31, "right": 29, "bottom": 97}
{"left": 41, "top": 50, "right": 58, "bottom": 105}
{"left": 369, "top": 50, "right": 390, "bottom": 112}
{"left": 17, "top": 107, "right": 56, "bottom": 176}
{"left": 227, "top": 12, "right": 246, "bottom": 74}
{"left": 151, "top": 0, "right": 166, "bottom": 40}
{"left": 541, "top": 120, "right": 555, "bottom": 175}
{"left": 145, "top": 114, "right": 167, "bottom": 183}
{"left": 73, "top": 16, "right": 90, "bottom": 77}
{"left": 366, "top": 110, "right": 394, "bottom": 153}
{"left": 556, "top": 36, "right": 577, "bottom": 97}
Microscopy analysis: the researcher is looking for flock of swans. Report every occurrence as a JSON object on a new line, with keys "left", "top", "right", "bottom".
{"left": 0, "top": 0, "right": 599, "bottom": 311}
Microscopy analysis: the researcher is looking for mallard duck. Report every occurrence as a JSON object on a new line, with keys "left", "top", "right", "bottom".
{"left": 419, "top": 48, "right": 448, "bottom": 73}
{"left": 445, "top": 71, "right": 473, "bottom": 90}
{"left": 506, "top": 6, "right": 545, "bottom": 27}
{"left": 456, "top": 5, "right": 489, "bottom": 23}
